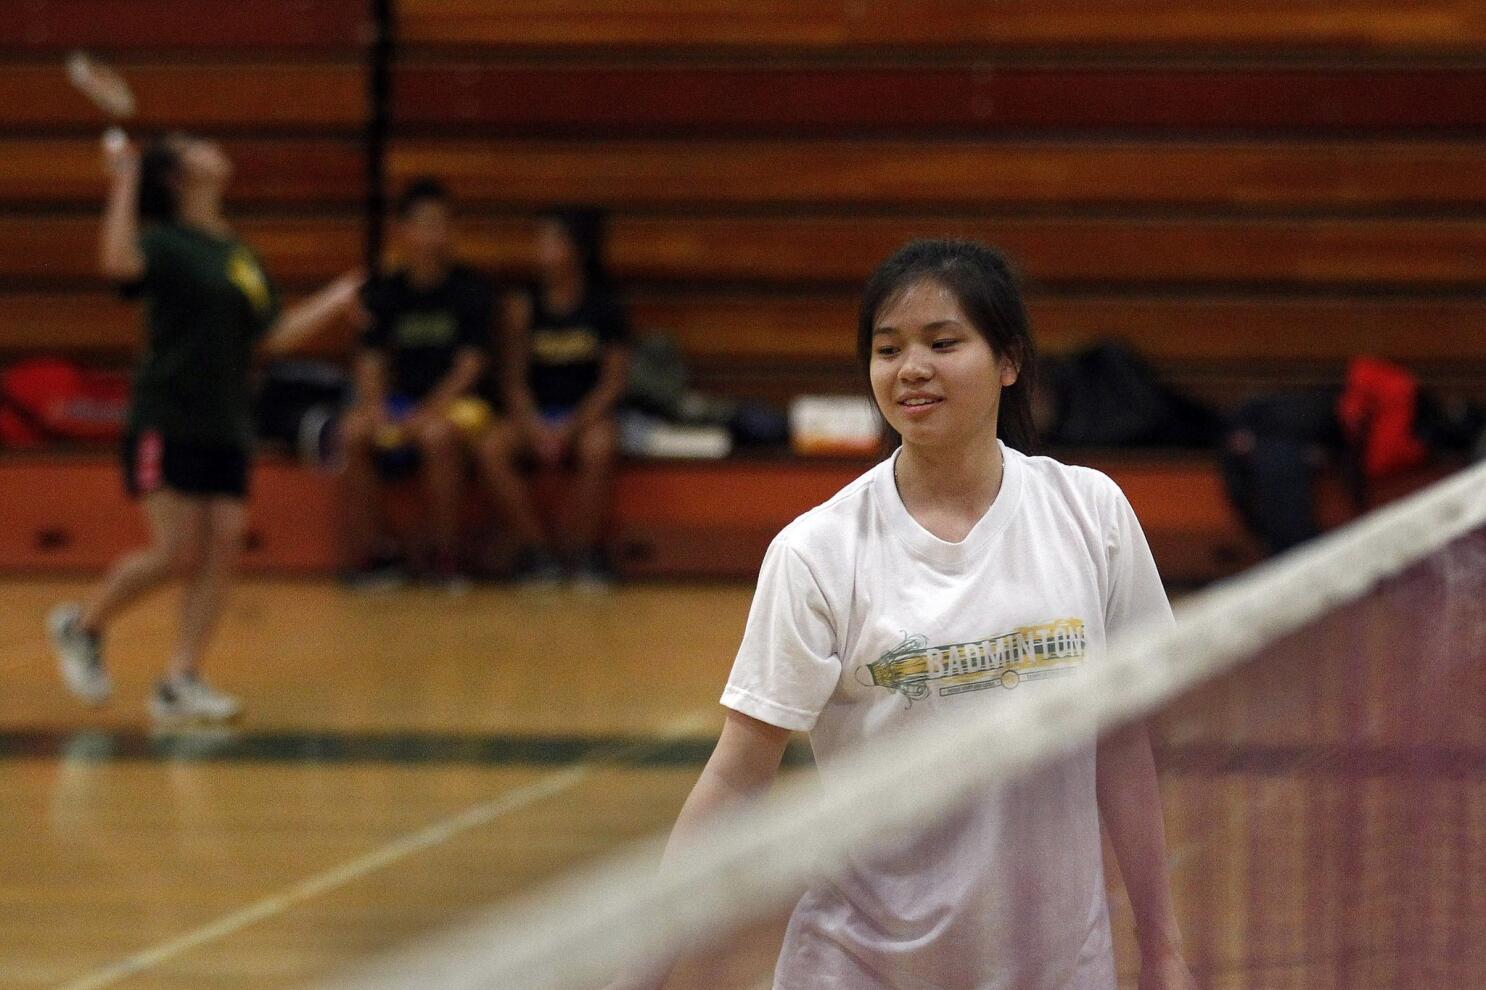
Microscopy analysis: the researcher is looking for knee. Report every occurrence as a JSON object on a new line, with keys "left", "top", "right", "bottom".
{"left": 480, "top": 421, "right": 521, "bottom": 466}
{"left": 414, "top": 416, "right": 459, "bottom": 456}
{"left": 196, "top": 511, "right": 246, "bottom": 571}
{"left": 154, "top": 532, "right": 201, "bottom": 577}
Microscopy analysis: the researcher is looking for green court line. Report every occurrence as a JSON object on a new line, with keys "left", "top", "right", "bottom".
{"left": 0, "top": 727, "right": 817, "bottom": 768}
{"left": 3, "top": 729, "right": 1482, "bottom": 778}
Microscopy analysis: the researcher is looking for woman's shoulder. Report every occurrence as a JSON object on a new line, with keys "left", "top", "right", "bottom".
{"left": 1012, "top": 447, "right": 1126, "bottom": 511}
{"left": 769, "top": 458, "right": 888, "bottom": 556}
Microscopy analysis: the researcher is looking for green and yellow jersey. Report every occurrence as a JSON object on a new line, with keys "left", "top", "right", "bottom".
{"left": 124, "top": 223, "right": 280, "bottom": 447}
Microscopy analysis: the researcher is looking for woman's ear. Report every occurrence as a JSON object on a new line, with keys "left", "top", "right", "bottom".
{"left": 999, "top": 357, "right": 1019, "bottom": 388}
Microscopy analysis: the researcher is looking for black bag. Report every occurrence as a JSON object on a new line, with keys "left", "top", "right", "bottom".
{"left": 1042, "top": 343, "right": 1221, "bottom": 448}
{"left": 254, "top": 360, "right": 348, "bottom": 466}
{"left": 1219, "top": 390, "right": 1347, "bottom": 555}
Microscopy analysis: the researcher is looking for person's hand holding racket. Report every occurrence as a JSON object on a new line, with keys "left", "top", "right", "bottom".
{"left": 99, "top": 128, "right": 138, "bottom": 180}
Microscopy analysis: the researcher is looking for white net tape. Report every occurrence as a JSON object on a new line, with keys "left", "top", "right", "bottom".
{"left": 330, "top": 458, "right": 1486, "bottom": 990}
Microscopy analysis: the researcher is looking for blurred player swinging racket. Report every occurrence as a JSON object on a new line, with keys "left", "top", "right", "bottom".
{"left": 48, "top": 52, "right": 364, "bottom": 724}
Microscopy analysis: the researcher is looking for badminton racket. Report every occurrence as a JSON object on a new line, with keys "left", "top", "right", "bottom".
{"left": 66, "top": 50, "right": 136, "bottom": 155}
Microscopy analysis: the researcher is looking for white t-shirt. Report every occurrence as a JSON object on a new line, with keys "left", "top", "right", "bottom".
{"left": 721, "top": 443, "right": 1173, "bottom": 990}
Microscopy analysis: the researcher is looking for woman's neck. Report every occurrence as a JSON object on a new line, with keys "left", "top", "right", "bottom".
{"left": 543, "top": 267, "right": 584, "bottom": 309}
{"left": 178, "top": 189, "right": 228, "bottom": 237}
{"left": 407, "top": 257, "right": 448, "bottom": 289}
{"left": 895, "top": 431, "right": 1005, "bottom": 526}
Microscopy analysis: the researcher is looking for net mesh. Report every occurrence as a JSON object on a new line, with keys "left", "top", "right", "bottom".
{"left": 329, "top": 461, "right": 1486, "bottom": 990}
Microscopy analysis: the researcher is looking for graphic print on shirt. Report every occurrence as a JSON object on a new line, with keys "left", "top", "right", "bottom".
{"left": 531, "top": 325, "right": 600, "bottom": 364}
{"left": 226, "top": 248, "right": 271, "bottom": 316}
{"left": 857, "top": 618, "right": 1087, "bottom": 703}
{"left": 393, "top": 311, "right": 459, "bottom": 348}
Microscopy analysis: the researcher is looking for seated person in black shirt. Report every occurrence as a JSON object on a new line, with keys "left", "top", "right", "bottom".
{"left": 342, "top": 178, "right": 495, "bottom": 586}
{"left": 478, "top": 209, "right": 630, "bottom": 588}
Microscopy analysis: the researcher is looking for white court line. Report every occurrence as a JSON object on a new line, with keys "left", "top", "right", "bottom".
{"left": 55, "top": 714, "right": 712, "bottom": 990}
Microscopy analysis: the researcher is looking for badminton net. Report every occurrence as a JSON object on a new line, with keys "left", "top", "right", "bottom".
{"left": 330, "top": 458, "right": 1486, "bottom": 990}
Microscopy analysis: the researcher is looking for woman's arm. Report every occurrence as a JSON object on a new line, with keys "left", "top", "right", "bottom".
{"left": 607, "top": 709, "right": 792, "bottom": 990}
{"left": 1096, "top": 720, "right": 1198, "bottom": 989}
{"left": 570, "top": 344, "right": 629, "bottom": 431}
{"left": 500, "top": 291, "right": 539, "bottom": 424}
{"left": 411, "top": 348, "right": 486, "bottom": 419}
{"left": 670, "top": 709, "right": 792, "bottom": 841}
{"left": 260, "top": 271, "right": 363, "bottom": 355}
{"left": 98, "top": 136, "right": 144, "bottom": 283}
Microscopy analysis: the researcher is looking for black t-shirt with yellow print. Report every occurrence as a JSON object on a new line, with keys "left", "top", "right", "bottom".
{"left": 359, "top": 265, "right": 494, "bottom": 401}
{"left": 525, "top": 283, "right": 630, "bottom": 412}
{"left": 123, "top": 223, "right": 280, "bottom": 447}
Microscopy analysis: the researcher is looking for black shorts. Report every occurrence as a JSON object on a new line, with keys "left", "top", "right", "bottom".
{"left": 122, "top": 430, "right": 249, "bottom": 499}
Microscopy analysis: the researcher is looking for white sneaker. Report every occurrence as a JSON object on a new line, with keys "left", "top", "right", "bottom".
{"left": 150, "top": 675, "right": 243, "bottom": 725}
{"left": 48, "top": 603, "right": 111, "bottom": 705}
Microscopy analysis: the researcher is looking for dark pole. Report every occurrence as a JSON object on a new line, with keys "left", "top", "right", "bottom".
{"left": 365, "top": 0, "right": 393, "bottom": 273}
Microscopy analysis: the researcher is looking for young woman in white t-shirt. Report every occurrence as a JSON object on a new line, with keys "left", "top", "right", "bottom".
{"left": 619, "top": 240, "right": 1197, "bottom": 990}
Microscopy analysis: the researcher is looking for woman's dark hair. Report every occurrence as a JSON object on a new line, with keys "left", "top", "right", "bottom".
{"left": 539, "top": 207, "right": 612, "bottom": 293}
{"left": 137, "top": 139, "right": 182, "bottom": 224}
{"left": 857, "top": 239, "right": 1039, "bottom": 452}
{"left": 396, "top": 176, "right": 449, "bottom": 218}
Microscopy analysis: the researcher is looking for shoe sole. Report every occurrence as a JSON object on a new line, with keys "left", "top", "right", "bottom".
{"left": 150, "top": 707, "right": 244, "bottom": 728}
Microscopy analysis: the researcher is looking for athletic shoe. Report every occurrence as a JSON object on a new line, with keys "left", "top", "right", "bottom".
{"left": 150, "top": 675, "right": 243, "bottom": 725}
{"left": 570, "top": 549, "right": 616, "bottom": 593}
{"left": 48, "top": 603, "right": 110, "bottom": 705}
{"left": 511, "top": 547, "right": 564, "bottom": 589}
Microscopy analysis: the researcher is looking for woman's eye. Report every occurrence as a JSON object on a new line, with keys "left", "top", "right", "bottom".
{"left": 932, "top": 338, "right": 958, "bottom": 350}
{"left": 875, "top": 346, "right": 899, "bottom": 357}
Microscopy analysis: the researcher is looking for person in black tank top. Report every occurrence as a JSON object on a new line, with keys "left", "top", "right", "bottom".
{"left": 478, "top": 209, "right": 631, "bottom": 587}
{"left": 47, "top": 131, "right": 361, "bottom": 724}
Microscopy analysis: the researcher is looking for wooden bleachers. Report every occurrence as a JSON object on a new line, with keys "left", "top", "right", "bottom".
{"left": 396, "top": 0, "right": 1486, "bottom": 52}
{"left": 0, "top": 0, "right": 369, "bottom": 350}
{"left": 382, "top": 8, "right": 1486, "bottom": 412}
{"left": 1, "top": 1, "right": 1482, "bottom": 583}
{"left": 0, "top": 1, "right": 368, "bottom": 52}
{"left": 459, "top": 216, "right": 1486, "bottom": 289}
{"left": 391, "top": 65, "right": 1486, "bottom": 134}
{"left": 388, "top": 139, "right": 1486, "bottom": 210}
{"left": 0, "top": 217, "right": 361, "bottom": 286}
{"left": 0, "top": 452, "right": 1263, "bottom": 582}
{"left": 0, "top": 64, "right": 365, "bottom": 134}
{"left": 0, "top": 138, "right": 365, "bottom": 207}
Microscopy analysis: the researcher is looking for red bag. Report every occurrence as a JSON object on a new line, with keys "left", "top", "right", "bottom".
{"left": 1336, "top": 356, "right": 1430, "bottom": 480}
{"left": 0, "top": 358, "right": 129, "bottom": 448}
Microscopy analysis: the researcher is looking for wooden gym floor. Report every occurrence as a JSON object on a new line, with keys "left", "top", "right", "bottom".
{"left": 2, "top": 576, "right": 1482, "bottom": 989}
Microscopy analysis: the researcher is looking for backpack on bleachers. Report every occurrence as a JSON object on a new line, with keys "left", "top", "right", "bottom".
{"left": 0, "top": 358, "right": 129, "bottom": 449}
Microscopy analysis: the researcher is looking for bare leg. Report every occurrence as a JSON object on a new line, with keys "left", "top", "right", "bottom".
{"left": 475, "top": 419, "right": 546, "bottom": 548}
{"left": 566, "top": 417, "right": 618, "bottom": 556}
{"left": 412, "top": 414, "right": 465, "bottom": 568}
{"left": 81, "top": 491, "right": 203, "bottom": 634}
{"left": 340, "top": 406, "right": 384, "bottom": 567}
{"left": 169, "top": 498, "right": 245, "bottom": 681}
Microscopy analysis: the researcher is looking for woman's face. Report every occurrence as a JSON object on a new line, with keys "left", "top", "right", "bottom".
{"left": 868, "top": 278, "right": 1017, "bottom": 452}
{"left": 399, "top": 198, "right": 452, "bottom": 263}
{"left": 536, "top": 220, "right": 577, "bottom": 276}
{"left": 172, "top": 137, "right": 233, "bottom": 188}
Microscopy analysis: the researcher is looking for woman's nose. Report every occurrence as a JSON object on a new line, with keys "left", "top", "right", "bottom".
{"left": 899, "top": 347, "right": 932, "bottom": 382}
